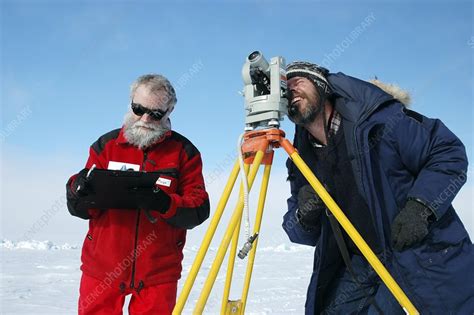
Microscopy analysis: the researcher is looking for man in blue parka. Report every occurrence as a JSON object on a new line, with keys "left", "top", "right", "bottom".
{"left": 282, "top": 61, "right": 473, "bottom": 314}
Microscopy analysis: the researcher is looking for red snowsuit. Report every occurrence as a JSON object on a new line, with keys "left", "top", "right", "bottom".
{"left": 66, "top": 127, "right": 210, "bottom": 314}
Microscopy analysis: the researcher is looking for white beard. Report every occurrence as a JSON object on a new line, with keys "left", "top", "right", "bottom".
{"left": 123, "top": 112, "right": 170, "bottom": 150}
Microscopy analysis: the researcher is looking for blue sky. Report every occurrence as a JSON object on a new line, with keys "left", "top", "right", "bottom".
{"left": 1, "top": 1, "right": 473, "bottom": 242}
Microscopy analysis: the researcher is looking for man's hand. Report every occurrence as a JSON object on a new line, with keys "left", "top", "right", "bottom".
{"left": 72, "top": 168, "right": 93, "bottom": 197}
{"left": 296, "top": 185, "right": 326, "bottom": 231}
{"left": 66, "top": 168, "right": 94, "bottom": 220}
{"left": 135, "top": 187, "right": 171, "bottom": 214}
{"left": 391, "top": 200, "right": 433, "bottom": 251}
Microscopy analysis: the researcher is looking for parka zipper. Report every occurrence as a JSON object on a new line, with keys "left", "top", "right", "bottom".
{"left": 352, "top": 96, "right": 394, "bottom": 193}
{"left": 129, "top": 209, "right": 141, "bottom": 289}
{"left": 130, "top": 151, "right": 148, "bottom": 289}
{"left": 352, "top": 97, "right": 395, "bottom": 256}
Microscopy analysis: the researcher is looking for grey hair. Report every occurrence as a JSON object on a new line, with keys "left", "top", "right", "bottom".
{"left": 130, "top": 74, "right": 177, "bottom": 108}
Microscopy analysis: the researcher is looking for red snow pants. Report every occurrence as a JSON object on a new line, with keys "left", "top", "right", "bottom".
{"left": 78, "top": 273, "right": 177, "bottom": 315}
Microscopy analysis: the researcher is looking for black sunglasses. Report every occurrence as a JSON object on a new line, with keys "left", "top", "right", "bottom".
{"left": 131, "top": 102, "right": 168, "bottom": 121}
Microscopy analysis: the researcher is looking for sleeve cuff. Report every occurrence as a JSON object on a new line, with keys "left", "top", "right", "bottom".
{"left": 407, "top": 196, "right": 439, "bottom": 221}
{"left": 159, "top": 194, "right": 178, "bottom": 219}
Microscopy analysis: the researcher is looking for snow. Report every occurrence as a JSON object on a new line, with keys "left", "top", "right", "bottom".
{"left": 1, "top": 240, "right": 79, "bottom": 251}
{"left": 0, "top": 240, "right": 314, "bottom": 314}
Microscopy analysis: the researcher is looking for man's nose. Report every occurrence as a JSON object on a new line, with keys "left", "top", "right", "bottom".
{"left": 140, "top": 113, "right": 153, "bottom": 123}
{"left": 287, "top": 84, "right": 297, "bottom": 94}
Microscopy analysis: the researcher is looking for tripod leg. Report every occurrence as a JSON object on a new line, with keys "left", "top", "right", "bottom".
{"left": 280, "top": 139, "right": 419, "bottom": 315}
{"left": 173, "top": 160, "right": 241, "bottom": 315}
{"left": 194, "top": 149, "right": 266, "bottom": 314}
{"left": 241, "top": 161, "right": 273, "bottom": 314}
{"left": 221, "top": 165, "right": 250, "bottom": 314}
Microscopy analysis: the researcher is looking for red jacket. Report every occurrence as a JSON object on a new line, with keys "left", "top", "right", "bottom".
{"left": 66, "top": 128, "right": 210, "bottom": 292}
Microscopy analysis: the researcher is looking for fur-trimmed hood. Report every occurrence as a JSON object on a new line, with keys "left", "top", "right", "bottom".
{"left": 369, "top": 79, "right": 411, "bottom": 107}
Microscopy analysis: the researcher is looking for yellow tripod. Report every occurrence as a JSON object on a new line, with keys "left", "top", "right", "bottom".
{"left": 173, "top": 128, "right": 419, "bottom": 315}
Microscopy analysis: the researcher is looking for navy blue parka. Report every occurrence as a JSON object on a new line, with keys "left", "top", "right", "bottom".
{"left": 283, "top": 73, "right": 474, "bottom": 314}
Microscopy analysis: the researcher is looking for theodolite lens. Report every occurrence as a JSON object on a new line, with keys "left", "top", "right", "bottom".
{"left": 248, "top": 51, "right": 261, "bottom": 62}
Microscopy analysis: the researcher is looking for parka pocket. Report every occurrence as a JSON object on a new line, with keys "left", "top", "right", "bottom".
{"left": 82, "top": 229, "right": 99, "bottom": 260}
{"left": 174, "top": 228, "right": 186, "bottom": 252}
{"left": 414, "top": 213, "right": 469, "bottom": 268}
{"left": 401, "top": 212, "right": 471, "bottom": 311}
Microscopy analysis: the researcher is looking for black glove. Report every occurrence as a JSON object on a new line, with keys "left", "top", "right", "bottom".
{"left": 296, "top": 185, "right": 325, "bottom": 231}
{"left": 72, "top": 168, "right": 93, "bottom": 197}
{"left": 391, "top": 200, "right": 434, "bottom": 251}
{"left": 135, "top": 187, "right": 171, "bottom": 214}
{"left": 66, "top": 168, "right": 93, "bottom": 220}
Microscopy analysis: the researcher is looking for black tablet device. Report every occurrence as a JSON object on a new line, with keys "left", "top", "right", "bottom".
{"left": 76, "top": 169, "right": 161, "bottom": 210}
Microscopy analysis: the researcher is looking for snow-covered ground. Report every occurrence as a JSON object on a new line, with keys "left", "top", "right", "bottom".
{"left": 0, "top": 240, "right": 314, "bottom": 314}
